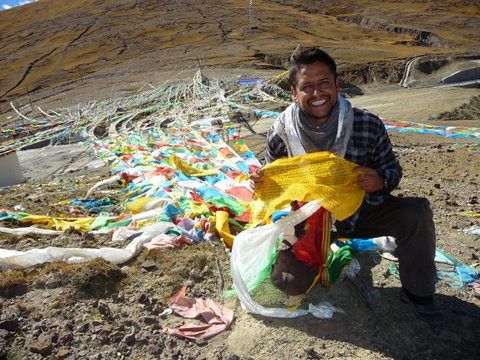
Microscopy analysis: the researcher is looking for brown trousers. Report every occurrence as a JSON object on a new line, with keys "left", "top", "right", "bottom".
{"left": 335, "top": 195, "right": 436, "bottom": 297}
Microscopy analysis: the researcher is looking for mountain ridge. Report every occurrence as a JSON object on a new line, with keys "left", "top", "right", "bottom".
{"left": 0, "top": 0, "right": 478, "bottom": 112}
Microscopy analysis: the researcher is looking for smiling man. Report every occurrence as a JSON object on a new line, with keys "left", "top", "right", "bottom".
{"left": 264, "top": 47, "right": 444, "bottom": 325}
{"left": 291, "top": 60, "right": 339, "bottom": 124}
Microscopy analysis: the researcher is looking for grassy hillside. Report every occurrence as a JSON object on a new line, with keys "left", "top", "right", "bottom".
{"left": 0, "top": 0, "right": 478, "bottom": 110}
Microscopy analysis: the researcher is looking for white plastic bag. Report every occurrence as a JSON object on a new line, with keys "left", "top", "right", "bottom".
{"left": 373, "top": 236, "right": 397, "bottom": 253}
{"left": 231, "top": 201, "right": 341, "bottom": 318}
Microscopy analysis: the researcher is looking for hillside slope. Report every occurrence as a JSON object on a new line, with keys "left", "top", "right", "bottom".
{"left": 0, "top": 0, "right": 479, "bottom": 112}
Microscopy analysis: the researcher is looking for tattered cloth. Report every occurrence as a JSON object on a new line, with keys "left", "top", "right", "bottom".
{"left": 163, "top": 285, "right": 234, "bottom": 341}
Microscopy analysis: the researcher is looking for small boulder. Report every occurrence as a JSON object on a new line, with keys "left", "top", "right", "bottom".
{"left": 141, "top": 260, "right": 157, "bottom": 271}
{"left": 143, "top": 316, "right": 158, "bottom": 325}
{"left": 0, "top": 319, "right": 19, "bottom": 332}
{"left": 56, "top": 346, "right": 70, "bottom": 359}
{"left": 147, "top": 344, "right": 163, "bottom": 355}
{"left": 30, "top": 333, "right": 54, "bottom": 356}
{"left": 124, "top": 333, "right": 136, "bottom": 346}
{"left": 97, "top": 301, "right": 114, "bottom": 321}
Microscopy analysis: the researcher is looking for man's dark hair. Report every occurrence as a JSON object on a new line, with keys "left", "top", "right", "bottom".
{"left": 288, "top": 47, "right": 337, "bottom": 87}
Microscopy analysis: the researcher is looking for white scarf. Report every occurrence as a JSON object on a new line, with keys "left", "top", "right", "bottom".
{"left": 273, "top": 95, "right": 354, "bottom": 158}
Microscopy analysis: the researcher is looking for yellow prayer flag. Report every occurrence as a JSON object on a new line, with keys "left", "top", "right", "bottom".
{"left": 21, "top": 215, "right": 95, "bottom": 231}
{"left": 235, "top": 174, "right": 251, "bottom": 183}
{"left": 250, "top": 152, "right": 365, "bottom": 226}
{"left": 232, "top": 142, "right": 250, "bottom": 153}
{"left": 215, "top": 210, "right": 235, "bottom": 248}
{"left": 125, "top": 197, "right": 155, "bottom": 214}
{"left": 169, "top": 155, "right": 218, "bottom": 177}
{"left": 51, "top": 217, "right": 95, "bottom": 231}
{"left": 457, "top": 210, "right": 480, "bottom": 217}
{"left": 184, "top": 201, "right": 211, "bottom": 217}
{"left": 136, "top": 218, "right": 158, "bottom": 229}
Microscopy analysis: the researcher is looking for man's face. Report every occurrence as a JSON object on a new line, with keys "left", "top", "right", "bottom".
{"left": 291, "top": 61, "right": 340, "bottom": 125}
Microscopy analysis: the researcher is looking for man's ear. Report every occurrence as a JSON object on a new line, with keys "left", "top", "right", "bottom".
{"left": 335, "top": 78, "right": 340, "bottom": 93}
{"left": 291, "top": 86, "right": 298, "bottom": 102}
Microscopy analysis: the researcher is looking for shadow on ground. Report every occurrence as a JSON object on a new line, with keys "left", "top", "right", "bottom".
{"left": 251, "top": 253, "right": 479, "bottom": 360}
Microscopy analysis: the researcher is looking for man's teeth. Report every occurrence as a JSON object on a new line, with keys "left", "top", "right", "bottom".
{"left": 311, "top": 99, "right": 326, "bottom": 106}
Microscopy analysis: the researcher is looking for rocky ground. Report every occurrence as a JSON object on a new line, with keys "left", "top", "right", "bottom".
{"left": 1, "top": 112, "right": 479, "bottom": 359}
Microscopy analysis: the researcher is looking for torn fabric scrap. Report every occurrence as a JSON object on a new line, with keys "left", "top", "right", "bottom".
{"left": 143, "top": 234, "right": 192, "bottom": 250}
{"left": 163, "top": 285, "right": 234, "bottom": 341}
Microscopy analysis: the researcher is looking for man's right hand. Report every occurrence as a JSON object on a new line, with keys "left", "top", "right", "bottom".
{"left": 250, "top": 169, "right": 264, "bottom": 190}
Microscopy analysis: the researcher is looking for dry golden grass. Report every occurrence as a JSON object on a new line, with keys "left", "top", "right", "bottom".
{"left": 0, "top": 0, "right": 478, "bottom": 107}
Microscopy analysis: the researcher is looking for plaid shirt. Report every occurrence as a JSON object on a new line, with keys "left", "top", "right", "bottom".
{"left": 264, "top": 107, "right": 403, "bottom": 206}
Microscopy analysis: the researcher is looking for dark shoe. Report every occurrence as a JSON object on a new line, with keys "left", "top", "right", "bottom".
{"left": 400, "top": 290, "right": 445, "bottom": 325}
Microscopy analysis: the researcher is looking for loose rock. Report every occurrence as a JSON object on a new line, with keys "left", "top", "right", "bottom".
{"left": 97, "top": 300, "right": 114, "bottom": 321}
{"left": 56, "top": 346, "right": 70, "bottom": 359}
{"left": 0, "top": 319, "right": 19, "bottom": 332}
{"left": 141, "top": 260, "right": 158, "bottom": 271}
{"left": 30, "top": 333, "right": 54, "bottom": 356}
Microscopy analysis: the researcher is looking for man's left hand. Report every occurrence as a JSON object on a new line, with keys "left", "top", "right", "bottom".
{"left": 353, "top": 166, "right": 384, "bottom": 193}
